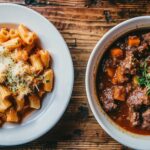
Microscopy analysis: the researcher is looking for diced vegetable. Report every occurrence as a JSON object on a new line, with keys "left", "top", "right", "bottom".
{"left": 112, "top": 66, "right": 125, "bottom": 84}
{"left": 132, "top": 76, "right": 139, "bottom": 87}
{"left": 106, "top": 67, "right": 115, "bottom": 78}
{"left": 112, "top": 78, "right": 117, "bottom": 84}
{"left": 113, "top": 86, "right": 126, "bottom": 101}
{"left": 111, "top": 48, "right": 123, "bottom": 58}
{"left": 128, "top": 36, "right": 140, "bottom": 47}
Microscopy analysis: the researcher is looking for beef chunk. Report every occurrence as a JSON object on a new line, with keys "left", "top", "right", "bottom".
{"left": 142, "top": 109, "right": 150, "bottom": 129}
{"left": 137, "top": 42, "right": 148, "bottom": 53}
{"left": 126, "top": 45, "right": 137, "bottom": 52}
{"left": 104, "top": 58, "right": 119, "bottom": 69}
{"left": 128, "top": 108, "right": 140, "bottom": 127}
{"left": 100, "top": 88, "right": 117, "bottom": 112}
{"left": 142, "top": 32, "right": 150, "bottom": 45}
{"left": 127, "top": 41, "right": 148, "bottom": 57}
{"left": 121, "top": 51, "right": 138, "bottom": 75}
{"left": 126, "top": 83, "right": 132, "bottom": 94}
{"left": 127, "top": 87, "right": 149, "bottom": 110}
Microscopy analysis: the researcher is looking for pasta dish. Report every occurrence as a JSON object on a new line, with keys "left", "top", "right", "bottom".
{"left": 0, "top": 24, "right": 54, "bottom": 124}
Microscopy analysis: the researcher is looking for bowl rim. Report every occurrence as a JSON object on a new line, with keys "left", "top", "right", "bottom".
{"left": 0, "top": 3, "right": 74, "bottom": 146}
{"left": 86, "top": 16, "right": 150, "bottom": 150}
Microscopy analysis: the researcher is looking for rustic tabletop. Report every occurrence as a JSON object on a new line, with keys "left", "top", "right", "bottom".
{"left": 0, "top": 0, "right": 149, "bottom": 149}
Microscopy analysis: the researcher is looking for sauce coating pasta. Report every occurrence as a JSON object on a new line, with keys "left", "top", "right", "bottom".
{"left": 0, "top": 24, "right": 54, "bottom": 125}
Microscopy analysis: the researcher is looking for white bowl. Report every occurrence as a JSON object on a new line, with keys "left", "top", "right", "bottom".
{"left": 0, "top": 3, "right": 74, "bottom": 145}
{"left": 86, "top": 16, "right": 150, "bottom": 150}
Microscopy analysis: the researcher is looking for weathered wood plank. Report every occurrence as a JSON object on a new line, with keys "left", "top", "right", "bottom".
{"left": 0, "top": 0, "right": 88, "bottom": 6}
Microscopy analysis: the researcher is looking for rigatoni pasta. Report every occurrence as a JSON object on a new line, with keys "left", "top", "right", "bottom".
{"left": 0, "top": 28, "right": 9, "bottom": 43}
{"left": 43, "top": 69, "right": 54, "bottom": 92}
{"left": 1, "top": 37, "right": 22, "bottom": 50}
{"left": 18, "top": 24, "right": 36, "bottom": 45}
{"left": 0, "top": 24, "right": 54, "bottom": 125}
{"left": 30, "top": 54, "right": 43, "bottom": 73}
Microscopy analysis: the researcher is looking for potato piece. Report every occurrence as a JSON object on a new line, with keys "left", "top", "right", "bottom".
{"left": 106, "top": 67, "right": 115, "bottom": 78}
{"left": 113, "top": 86, "right": 126, "bottom": 101}
{"left": 111, "top": 48, "right": 123, "bottom": 58}
{"left": 43, "top": 69, "right": 54, "bottom": 92}
{"left": 28, "top": 94, "right": 40, "bottom": 109}
{"left": 112, "top": 78, "right": 117, "bottom": 84}
{"left": 6, "top": 108, "right": 19, "bottom": 122}
{"left": 132, "top": 76, "right": 139, "bottom": 87}
{"left": 128, "top": 36, "right": 140, "bottom": 47}
{"left": 112, "top": 66, "right": 126, "bottom": 84}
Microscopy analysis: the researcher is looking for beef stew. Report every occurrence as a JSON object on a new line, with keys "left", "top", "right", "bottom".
{"left": 96, "top": 29, "right": 150, "bottom": 135}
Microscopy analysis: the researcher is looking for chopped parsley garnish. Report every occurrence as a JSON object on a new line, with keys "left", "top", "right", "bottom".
{"left": 46, "top": 80, "right": 50, "bottom": 83}
{"left": 138, "top": 60, "right": 150, "bottom": 95}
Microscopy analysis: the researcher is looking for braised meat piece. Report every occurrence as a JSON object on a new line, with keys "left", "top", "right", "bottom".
{"left": 142, "top": 109, "right": 150, "bottom": 129}
{"left": 142, "top": 32, "right": 150, "bottom": 45}
{"left": 128, "top": 108, "right": 140, "bottom": 127}
{"left": 121, "top": 51, "right": 138, "bottom": 75}
{"left": 126, "top": 83, "right": 132, "bottom": 94}
{"left": 127, "top": 87, "right": 149, "bottom": 110}
{"left": 137, "top": 42, "right": 148, "bottom": 53}
{"left": 100, "top": 88, "right": 117, "bottom": 112}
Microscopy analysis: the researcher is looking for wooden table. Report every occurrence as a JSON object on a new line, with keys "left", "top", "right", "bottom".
{"left": 0, "top": 0, "right": 149, "bottom": 149}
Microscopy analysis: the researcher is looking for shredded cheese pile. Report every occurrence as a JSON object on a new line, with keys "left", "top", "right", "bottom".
{"left": 0, "top": 46, "right": 33, "bottom": 99}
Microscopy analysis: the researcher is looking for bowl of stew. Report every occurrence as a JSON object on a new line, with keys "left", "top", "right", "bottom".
{"left": 86, "top": 16, "right": 150, "bottom": 150}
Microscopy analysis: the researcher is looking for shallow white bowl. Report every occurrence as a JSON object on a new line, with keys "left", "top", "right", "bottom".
{"left": 0, "top": 3, "right": 74, "bottom": 146}
{"left": 86, "top": 16, "right": 150, "bottom": 150}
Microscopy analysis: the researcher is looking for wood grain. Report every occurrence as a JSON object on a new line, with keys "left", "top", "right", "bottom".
{"left": 0, "top": 0, "right": 150, "bottom": 149}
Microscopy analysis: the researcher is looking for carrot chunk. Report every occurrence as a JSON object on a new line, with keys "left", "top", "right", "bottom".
{"left": 111, "top": 48, "right": 123, "bottom": 58}
{"left": 111, "top": 66, "right": 127, "bottom": 84}
{"left": 105, "top": 67, "right": 115, "bottom": 78}
{"left": 128, "top": 36, "right": 140, "bottom": 47}
{"left": 113, "top": 86, "right": 126, "bottom": 101}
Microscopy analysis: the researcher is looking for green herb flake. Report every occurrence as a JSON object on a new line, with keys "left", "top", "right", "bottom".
{"left": 46, "top": 80, "right": 50, "bottom": 83}
{"left": 138, "top": 60, "right": 150, "bottom": 95}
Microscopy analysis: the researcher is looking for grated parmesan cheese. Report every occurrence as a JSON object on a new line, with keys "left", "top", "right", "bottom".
{"left": 0, "top": 46, "right": 4, "bottom": 51}
{"left": 0, "top": 55, "right": 12, "bottom": 73}
{"left": 0, "top": 48, "right": 34, "bottom": 98}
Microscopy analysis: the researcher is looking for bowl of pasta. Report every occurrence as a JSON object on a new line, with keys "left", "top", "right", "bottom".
{"left": 0, "top": 3, "right": 74, "bottom": 145}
